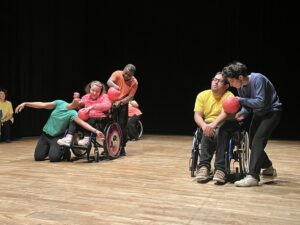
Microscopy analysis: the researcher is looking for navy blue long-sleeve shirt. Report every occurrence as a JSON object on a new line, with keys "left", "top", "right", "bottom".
{"left": 238, "top": 73, "right": 282, "bottom": 117}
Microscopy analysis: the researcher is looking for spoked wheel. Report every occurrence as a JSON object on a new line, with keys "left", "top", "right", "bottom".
{"left": 70, "top": 132, "right": 87, "bottom": 159}
{"left": 239, "top": 131, "right": 250, "bottom": 174}
{"left": 103, "top": 122, "right": 122, "bottom": 159}
{"left": 189, "top": 129, "right": 201, "bottom": 177}
{"left": 71, "top": 148, "right": 87, "bottom": 158}
{"left": 137, "top": 120, "right": 143, "bottom": 139}
{"left": 189, "top": 149, "right": 199, "bottom": 177}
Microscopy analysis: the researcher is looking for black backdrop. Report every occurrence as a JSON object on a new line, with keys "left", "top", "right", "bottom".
{"left": 1, "top": 1, "right": 299, "bottom": 140}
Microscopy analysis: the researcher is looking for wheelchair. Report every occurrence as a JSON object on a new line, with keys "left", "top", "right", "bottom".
{"left": 127, "top": 118, "right": 143, "bottom": 141}
{"left": 62, "top": 109, "right": 123, "bottom": 162}
{"left": 189, "top": 123, "right": 250, "bottom": 182}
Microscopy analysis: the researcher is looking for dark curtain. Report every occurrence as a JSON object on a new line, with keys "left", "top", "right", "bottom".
{"left": 1, "top": 1, "right": 299, "bottom": 139}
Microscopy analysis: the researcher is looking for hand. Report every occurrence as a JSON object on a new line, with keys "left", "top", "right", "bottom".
{"left": 202, "top": 124, "right": 215, "bottom": 137}
{"left": 15, "top": 103, "right": 25, "bottom": 113}
{"left": 113, "top": 101, "right": 122, "bottom": 107}
{"left": 81, "top": 107, "right": 90, "bottom": 113}
{"left": 95, "top": 130, "right": 105, "bottom": 141}
{"left": 235, "top": 112, "right": 245, "bottom": 121}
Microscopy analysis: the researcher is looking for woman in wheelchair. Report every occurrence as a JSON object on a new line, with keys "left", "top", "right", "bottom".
{"left": 57, "top": 80, "right": 112, "bottom": 147}
{"left": 127, "top": 100, "right": 143, "bottom": 141}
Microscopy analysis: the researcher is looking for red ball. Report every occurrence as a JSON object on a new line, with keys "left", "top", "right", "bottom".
{"left": 222, "top": 96, "right": 240, "bottom": 114}
{"left": 78, "top": 108, "right": 89, "bottom": 121}
{"left": 107, "top": 87, "right": 121, "bottom": 102}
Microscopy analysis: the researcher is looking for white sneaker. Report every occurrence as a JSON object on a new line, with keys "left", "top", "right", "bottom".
{"left": 261, "top": 166, "right": 277, "bottom": 177}
{"left": 78, "top": 136, "right": 90, "bottom": 146}
{"left": 57, "top": 134, "right": 73, "bottom": 147}
{"left": 260, "top": 166, "right": 277, "bottom": 183}
{"left": 234, "top": 175, "right": 258, "bottom": 187}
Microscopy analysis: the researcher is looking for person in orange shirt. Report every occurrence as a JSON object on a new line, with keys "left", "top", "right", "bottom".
{"left": 107, "top": 64, "right": 138, "bottom": 156}
{"left": 127, "top": 100, "right": 143, "bottom": 141}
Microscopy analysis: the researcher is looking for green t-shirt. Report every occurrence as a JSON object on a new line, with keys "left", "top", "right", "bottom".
{"left": 43, "top": 100, "right": 77, "bottom": 136}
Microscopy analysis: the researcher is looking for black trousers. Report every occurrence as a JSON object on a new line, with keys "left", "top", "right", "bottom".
{"left": 35, "top": 132, "right": 64, "bottom": 162}
{"left": 112, "top": 104, "right": 128, "bottom": 148}
{"left": 1, "top": 120, "right": 13, "bottom": 142}
{"left": 248, "top": 111, "right": 281, "bottom": 181}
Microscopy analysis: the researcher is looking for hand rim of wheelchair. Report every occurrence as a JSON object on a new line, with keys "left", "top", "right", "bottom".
{"left": 70, "top": 122, "right": 122, "bottom": 161}
{"left": 239, "top": 131, "right": 250, "bottom": 174}
{"left": 137, "top": 120, "right": 143, "bottom": 139}
{"left": 226, "top": 130, "right": 250, "bottom": 180}
{"left": 189, "top": 129, "right": 201, "bottom": 177}
{"left": 103, "top": 122, "right": 122, "bottom": 159}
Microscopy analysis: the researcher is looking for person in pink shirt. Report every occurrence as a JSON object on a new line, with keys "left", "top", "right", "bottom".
{"left": 57, "top": 80, "right": 112, "bottom": 147}
{"left": 127, "top": 100, "right": 143, "bottom": 141}
{"left": 107, "top": 64, "right": 138, "bottom": 156}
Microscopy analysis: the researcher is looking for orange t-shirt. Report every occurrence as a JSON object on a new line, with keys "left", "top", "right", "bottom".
{"left": 111, "top": 70, "right": 138, "bottom": 100}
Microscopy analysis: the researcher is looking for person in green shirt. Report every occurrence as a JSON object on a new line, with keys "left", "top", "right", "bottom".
{"left": 15, "top": 98, "right": 104, "bottom": 162}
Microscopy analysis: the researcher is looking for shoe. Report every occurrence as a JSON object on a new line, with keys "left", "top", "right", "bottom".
{"left": 62, "top": 149, "right": 71, "bottom": 161}
{"left": 120, "top": 147, "right": 126, "bottom": 156}
{"left": 261, "top": 166, "right": 277, "bottom": 178}
{"left": 260, "top": 166, "right": 277, "bottom": 183}
{"left": 196, "top": 166, "right": 210, "bottom": 183}
{"left": 78, "top": 136, "right": 90, "bottom": 146}
{"left": 234, "top": 175, "right": 258, "bottom": 187}
{"left": 57, "top": 134, "right": 73, "bottom": 147}
{"left": 213, "top": 170, "right": 226, "bottom": 184}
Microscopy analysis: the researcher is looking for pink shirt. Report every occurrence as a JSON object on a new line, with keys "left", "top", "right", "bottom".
{"left": 128, "top": 104, "right": 142, "bottom": 117}
{"left": 81, "top": 93, "right": 112, "bottom": 118}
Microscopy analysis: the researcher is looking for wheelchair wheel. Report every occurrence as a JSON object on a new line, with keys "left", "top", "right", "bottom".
{"left": 225, "top": 139, "right": 234, "bottom": 175}
{"left": 103, "top": 122, "right": 122, "bottom": 159}
{"left": 189, "top": 129, "right": 201, "bottom": 177}
{"left": 239, "top": 131, "right": 250, "bottom": 174}
{"left": 71, "top": 148, "right": 87, "bottom": 158}
{"left": 70, "top": 131, "right": 87, "bottom": 158}
{"left": 137, "top": 120, "right": 143, "bottom": 139}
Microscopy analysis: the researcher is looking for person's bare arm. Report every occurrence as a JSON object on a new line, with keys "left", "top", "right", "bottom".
{"left": 15, "top": 102, "right": 55, "bottom": 113}
{"left": 209, "top": 109, "right": 228, "bottom": 129}
{"left": 107, "top": 76, "right": 120, "bottom": 90}
{"left": 73, "top": 117, "right": 105, "bottom": 139}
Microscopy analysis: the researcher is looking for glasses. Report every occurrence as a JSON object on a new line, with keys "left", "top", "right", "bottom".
{"left": 212, "top": 78, "right": 225, "bottom": 84}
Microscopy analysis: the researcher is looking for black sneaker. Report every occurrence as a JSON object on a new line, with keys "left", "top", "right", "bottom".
{"left": 62, "top": 149, "right": 71, "bottom": 161}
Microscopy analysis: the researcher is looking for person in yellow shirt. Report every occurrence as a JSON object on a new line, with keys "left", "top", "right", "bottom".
{"left": 194, "top": 72, "right": 240, "bottom": 184}
{"left": 0, "top": 88, "right": 14, "bottom": 142}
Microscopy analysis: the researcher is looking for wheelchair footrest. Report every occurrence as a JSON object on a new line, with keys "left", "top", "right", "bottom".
{"left": 71, "top": 144, "right": 90, "bottom": 150}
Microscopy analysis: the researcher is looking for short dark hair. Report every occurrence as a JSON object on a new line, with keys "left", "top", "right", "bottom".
{"left": 125, "top": 64, "right": 136, "bottom": 74}
{"left": 215, "top": 71, "right": 229, "bottom": 85}
{"left": 222, "top": 61, "right": 248, "bottom": 79}
{"left": 0, "top": 88, "right": 8, "bottom": 98}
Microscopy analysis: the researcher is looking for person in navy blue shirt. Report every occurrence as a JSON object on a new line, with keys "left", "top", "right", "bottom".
{"left": 222, "top": 61, "right": 282, "bottom": 187}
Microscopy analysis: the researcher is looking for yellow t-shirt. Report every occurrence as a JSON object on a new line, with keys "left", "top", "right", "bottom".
{"left": 0, "top": 100, "right": 14, "bottom": 123}
{"left": 194, "top": 90, "right": 233, "bottom": 123}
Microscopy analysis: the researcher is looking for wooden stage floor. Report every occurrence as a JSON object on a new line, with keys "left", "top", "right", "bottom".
{"left": 0, "top": 135, "right": 300, "bottom": 225}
